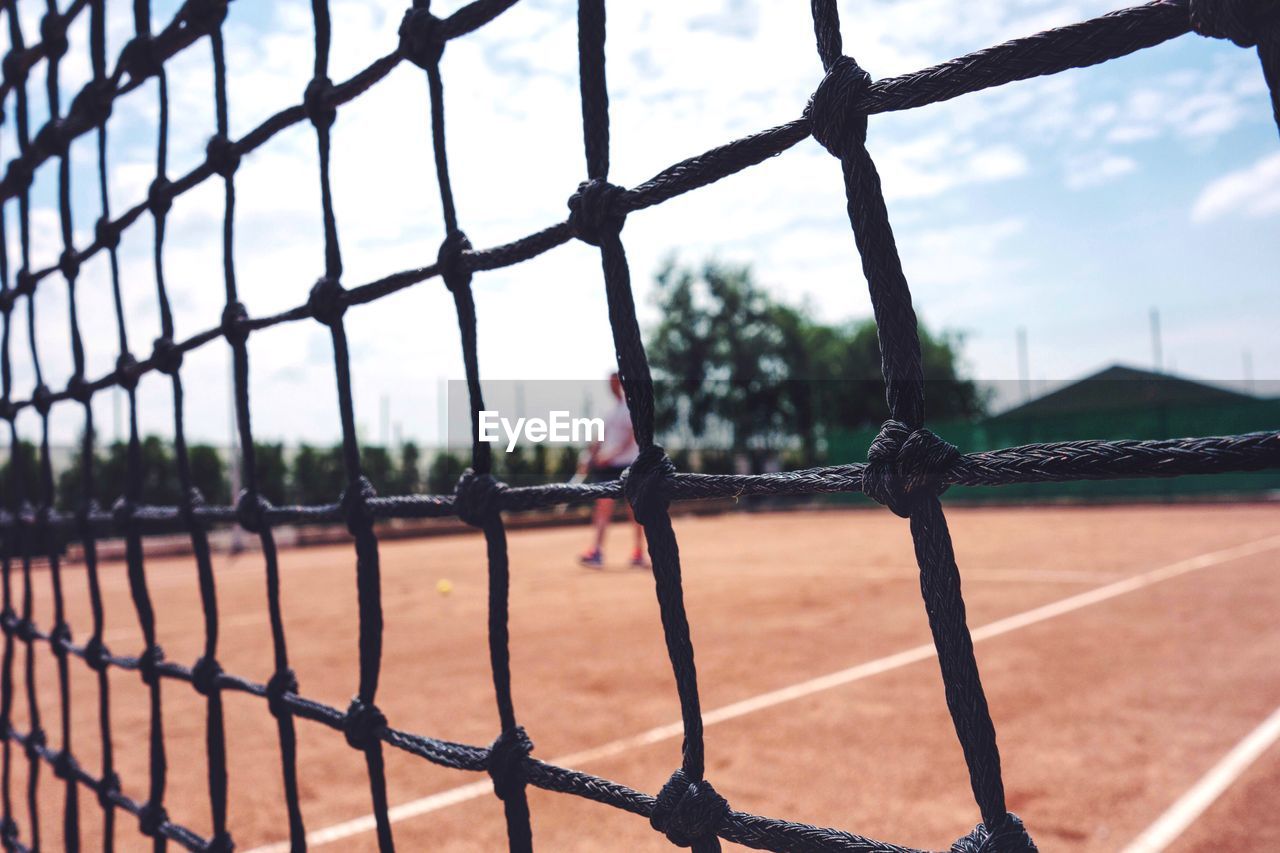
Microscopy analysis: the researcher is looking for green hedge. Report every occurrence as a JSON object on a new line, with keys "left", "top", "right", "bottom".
{"left": 827, "top": 399, "right": 1280, "bottom": 504}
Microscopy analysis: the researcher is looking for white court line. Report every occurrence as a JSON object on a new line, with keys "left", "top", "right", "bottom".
{"left": 853, "top": 567, "right": 1124, "bottom": 585}
{"left": 1120, "top": 702, "right": 1280, "bottom": 853}
{"left": 97, "top": 567, "right": 1109, "bottom": 648}
{"left": 246, "top": 534, "right": 1280, "bottom": 853}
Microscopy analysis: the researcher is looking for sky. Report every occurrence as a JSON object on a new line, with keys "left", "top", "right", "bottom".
{"left": 2, "top": 0, "right": 1278, "bottom": 447}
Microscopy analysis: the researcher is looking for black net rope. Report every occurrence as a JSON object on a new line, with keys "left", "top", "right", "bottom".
{"left": 0, "top": 0, "right": 1274, "bottom": 850}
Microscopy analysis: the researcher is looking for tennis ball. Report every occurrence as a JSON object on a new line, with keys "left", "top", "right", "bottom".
{"left": 436, "top": 578, "right": 453, "bottom": 596}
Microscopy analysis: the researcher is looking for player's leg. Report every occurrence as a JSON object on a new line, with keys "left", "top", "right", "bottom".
{"left": 628, "top": 505, "right": 647, "bottom": 568}
{"left": 579, "top": 497, "right": 613, "bottom": 567}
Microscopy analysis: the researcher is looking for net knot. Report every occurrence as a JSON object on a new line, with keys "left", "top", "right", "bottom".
{"left": 304, "top": 75, "right": 337, "bottom": 129}
{"left": 308, "top": 276, "right": 347, "bottom": 326}
{"left": 34, "top": 119, "right": 70, "bottom": 160}
{"left": 70, "top": 78, "right": 115, "bottom": 127}
{"left": 454, "top": 468, "right": 507, "bottom": 527}
{"left": 0, "top": 398, "right": 14, "bottom": 422}
{"left": 266, "top": 668, "right": 298, "bottom": 718}
{"left": 863, "top": 419, "right": 959, "bottom": 518}
{"left": 567, "top": 179, "right": 627, "bottom": 246}
{"left": 204, "top": 831, "right": 236, "bottom": 853}
{"left": 83, "top": 636, "right": 111, "bottom": 672}
{"left": 40, "top": 13, "right": 69, "bottom": 61}
{"left": 0, "top": 289, "right": 15, "bottom": 316}
{"left": 14, "top": 268, "right": 35, "bottom": 298}
{"left": 206, "top": 134, "right": 241, "bottom": 177}
{"left": 235, "top": 490, "right": 271, "bottom": 534}
{"left": 14, "top": 617, "right": 36, "bottom": 644}
{"left": 191, "top": 655, "right": 224, "bottom": 696}
{"left": 0, "top": 607, "right": 17, "bottom": 637}
{"left": 1190, "top": 0, "right": 1280, "bottom": 47}
{"left": 951, "top": 813, "right": 1038, "bottom": 853}
{"left": 0, "top": 816, "right": 17, "bottom": 844}
{"left": 399, "top": 4, "right": 445, "bottom": 69}
{"left": 437, "top": 229, "right": 473, "bottom": 293}
{"left": 222, "top": 301, "right": 250, "bottom": 345}
{"left": 51, "top": 748, "right": 79, "bottom": 781}
{"left": 342, "top": 697, "right": 387, "bottom": 750}
{"left": 650, "top": 769, "right": 729, "bottom": 852}
{"left": 96, "top": 771, "right": 121, "bottom": 810}
{"left": 66, "top": 374, "right": 94, "bottom": 404}
{"left": 2, "top": 50, "right": 27, "bottom": 87}
{"left": 182, "top": 486, "right": 205, "bottom": 527}
{"left": 486, "top": 726, "right": 533, "bottom": 801}
{"left": 116, "top": 351, "right": 141, "bottom": 391}
{"left": 59, "top": 248, "right": 80, "bottom": 282}
{"left": 120, "top": 35, "right": 162, "bottom": 82}
{"left": 339, "top": 475, "right": 377, "bottom": 535}
{"left": 622, "top": 445, "right": 674, "bottom": 527}
{"left": 805, "top": 54, "right": 872, "bottom": 160}
{"left": 138, "top": 644, "right": 166, "bottom": 687}
{"left": 148, "top": 177, "right": 173, "bottom": 217}
{"left": 4, "top": 159, "right": 32, "bottom": 195}
{"left": 32, "top": 383, "right": 54, "bottom": 416}
{"left": 96, "top": 215, "right": 121, "bottom": 251}
{"left": 22, "top": 727, "right": 45, "bottom": 762}
{"left": 49, "top": 621, "right": 72, "bottom": 659}
{"left": 138, "top": 800, "right": 169, "bottom": 838}
{"left": 152, "top": 336, "right": 184, "bottom": 376}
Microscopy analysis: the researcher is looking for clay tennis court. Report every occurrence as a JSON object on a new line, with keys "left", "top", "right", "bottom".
{"left": 5, "top": 502, "right": 1279, "bottom": 851}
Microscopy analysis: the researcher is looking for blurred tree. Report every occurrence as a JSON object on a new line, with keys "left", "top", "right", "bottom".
{"left": 647, "top": 258, "right": 985, "bottom": 465}
{"left": 250, "top": 442, "right": 287, "bottom": 505}
{"left": 56, "top": 439, "right": 232, "bottom": 510}
{"left": 76, "top": 437, "right": 180, "bottom": 505}
{"left": 393, "top": 441, "right": 423, "bottom": 495}
{"left": 361, "top": 446, "right": 395, "bottom": 495}
{"left": 290, "top": 444, "right": 345, "bottom": 505}
{"left": 56, "top": 441, "right": 88, "bottom": 512}
{"left": 802, "top": 320, "right": 985, "bottom": 434}
{"left": 532, "top": 444, "right": 548, "bottom": 482}
{"left": 427, "top": 450, "right": 465, "bottom": 495}
{"left": 96, "top": 441, "right": 129, "bottom": 506}
{"left": 1, "top": 440, "right": 40, "bottom": 507}
{"left": 189, "top": 444, "right": 231, "bottom": 505}
{"left": 550, "top": 446, "right": 580, "bottom": 483}
{"left": 137, "top": 436, "right": 180, "bottom": 505}
{"left": 496, "top": 445, "right": 542, "bottom": 486}
{"left": 647, "top": 260, "right": 793, "bottom": 451}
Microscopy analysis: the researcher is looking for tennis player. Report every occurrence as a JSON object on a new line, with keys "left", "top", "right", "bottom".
{"left": 578, "top": 373, "right": 646, "bottom": 569}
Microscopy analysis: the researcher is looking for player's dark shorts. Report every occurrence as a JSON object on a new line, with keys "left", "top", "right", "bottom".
{"left": 587, "top": 465, "right": 627, "bottom": 484}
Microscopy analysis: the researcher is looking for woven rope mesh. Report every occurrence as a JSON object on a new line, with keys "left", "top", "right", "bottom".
{"left": 0, "top": 0, "right": 1276, "bottom": 850}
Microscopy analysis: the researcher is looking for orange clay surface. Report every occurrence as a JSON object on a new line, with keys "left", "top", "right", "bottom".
{"left": 3, "top": 503, "right": 1279, "bottom": 852}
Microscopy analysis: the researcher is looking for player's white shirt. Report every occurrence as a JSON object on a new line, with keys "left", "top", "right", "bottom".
{"left": 596, "top": 398, "right": 639, "bottom": 467}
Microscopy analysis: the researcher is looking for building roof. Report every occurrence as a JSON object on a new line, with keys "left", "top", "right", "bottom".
{"left": 994, "top": 364, "right": 1253, "bottom": 420}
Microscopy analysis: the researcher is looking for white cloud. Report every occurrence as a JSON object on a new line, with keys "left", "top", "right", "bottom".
{"left": 1064, "top": 153, "right": 1136, "bottom": 190}
{"left": 1082, "top": 55, "right": 1267, "bottom": 148}
{"left": 899, "top": 218, "right": 1028, "bottom": 314}
{"left": 968, "top": 145, "right": 1030, "bottom": 181}
{"left": 869, "top": 134, "right": 1028, "bottom": 201}
{"left": 1191, "top": 152, "right": 1280, "bottom": 222}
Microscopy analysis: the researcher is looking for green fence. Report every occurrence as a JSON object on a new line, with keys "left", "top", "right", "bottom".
{"left": 827, "top": 398, "right": 1280, "bottom": 504}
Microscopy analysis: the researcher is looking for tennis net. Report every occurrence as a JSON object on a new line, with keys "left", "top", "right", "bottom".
{"left": 0, "top": 0, "right": 1277, "bottom": 850}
